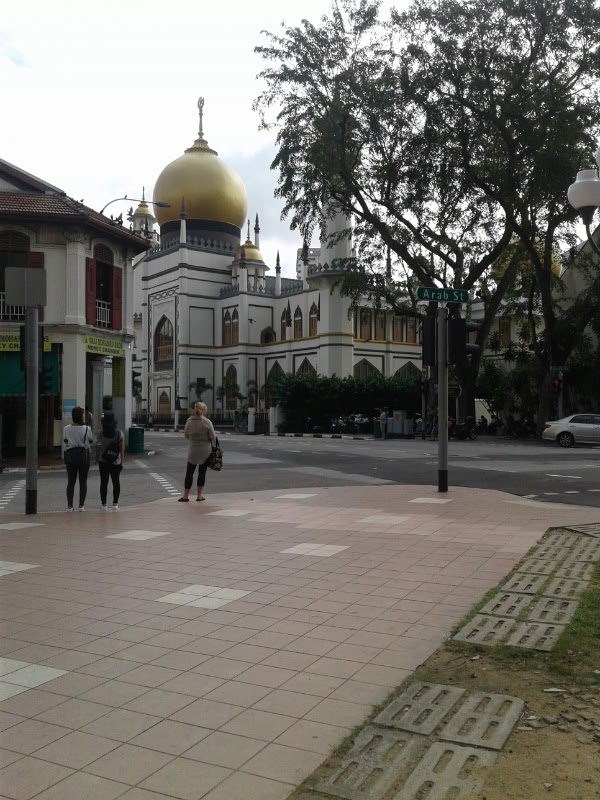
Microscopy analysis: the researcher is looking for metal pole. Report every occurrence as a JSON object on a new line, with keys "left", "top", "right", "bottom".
{"left": 437, "top": 305, "right": 448, "bottom": 492}
{"left": 421, "top": 366, "right": 427, "bottom": 440}
{"left": 557, "top": 370, "right": 564, "bottom": 419}
{"left": 25, "top": 308, "right": 39, "bottom": 514}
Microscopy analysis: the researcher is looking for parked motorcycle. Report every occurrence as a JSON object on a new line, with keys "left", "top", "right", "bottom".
{"left": 449, "top": 417, "right": 478, "bottom": 440}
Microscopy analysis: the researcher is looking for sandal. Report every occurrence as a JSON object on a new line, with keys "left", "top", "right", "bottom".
{"left": 178, "top": 497, "right": 189, "bottom": 502}
{"left": 196, "top": 497, "right": 205, "bottom": 502}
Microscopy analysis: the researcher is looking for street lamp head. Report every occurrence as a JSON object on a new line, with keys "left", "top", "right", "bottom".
{"left": 153, "top": 201, "right": 171, "bottom": 208}
{"left": 567, "top": 168, "right": 600, "bottom": 225}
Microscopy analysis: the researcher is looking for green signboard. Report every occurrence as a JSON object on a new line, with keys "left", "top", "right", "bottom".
{"left": 417, "top": 287, "right": 469, "bottom": 303}
{"left": 0, "top": 347, "right": 59, "bottom": 396}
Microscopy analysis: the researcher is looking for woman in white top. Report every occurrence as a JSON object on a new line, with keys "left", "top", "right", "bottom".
{"left": 63, "top": 405, "right": 94, "bottom": 511}
{"left": 178, "top": 402, "right": 217, "bottom": 502}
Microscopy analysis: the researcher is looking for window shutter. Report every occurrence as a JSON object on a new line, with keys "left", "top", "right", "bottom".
{"left": 85, "top": 257, "right": 96, "bottom": 325}
{"left": 27, "top": 251, "right": 45, "bottom": 321}
{"left": 111, "top": 267, "right": 122, "bottom": 331}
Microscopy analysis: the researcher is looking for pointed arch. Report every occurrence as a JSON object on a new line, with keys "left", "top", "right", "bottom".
{"left": 267, "top": 361, "right": 285, "bottom": 382}
{"left": 374, "top": 310, "right": 385, "bottom": 340}
{"left": 280, "top": 309, "right": 287, "bottom": 341}
{"left": 223, "top": 310, "right": 232, "bottom": 346}
{"left": 93, "top": 244, "right": 114, "bottom": 265}
{"left": 308, "top": 302, "right": 318, "bottom": 337}
{"left": 354, "top": 358, "right": 381, "bottom": 380}
{"left": 359, "top": 308, "right": 371, "bottom": 339}
{"left": 293, "top": 306, "right": 303, "bottom": 339}
{"left": 261, "top": 326, "right": 276, "bottom": 344}
{"left": 154, "top": 316, "right": 174, "bottom": 371}
{"left": 395, "top": 361, "right": 421, "bottom": 381}
{"left": 158, "top": 390, "right": 170, "bottom": 416}
{"left": 225, "top": 364, "right": 238, "bottom": 410}
{"left": 231, "top": 309, "right": 239, "bottom": 345}
{"left": 296, "top": 357, "right": 316, "bottom": 376}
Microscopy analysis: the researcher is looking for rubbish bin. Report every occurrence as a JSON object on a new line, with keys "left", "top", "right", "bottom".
{"left": 128, "top": 426, "right": 144, "bottom": 454}
{"left": 373, "top": 420, "right": 381, "bottom": 439}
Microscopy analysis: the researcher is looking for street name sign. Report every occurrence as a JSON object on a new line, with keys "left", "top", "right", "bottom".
{"left": 417, "top": 287, "right": 469, "bottom": 303}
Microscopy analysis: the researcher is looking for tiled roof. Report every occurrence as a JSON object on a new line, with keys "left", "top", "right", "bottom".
{"left": 0, "top": 192, "right": 150, "bottom": 252}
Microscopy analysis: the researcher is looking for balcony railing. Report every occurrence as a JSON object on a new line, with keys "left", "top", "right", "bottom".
{"left": 0, "top": 292, "right": 26, "bottom": 321}
{"left": 96, "top": 300, "right": 111, "bottom": 328}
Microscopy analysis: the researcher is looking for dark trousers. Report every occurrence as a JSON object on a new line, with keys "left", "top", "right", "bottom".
{"left": 184, "top": 457, "right": 210, "bottom": 490}
{"left": 66, "top": 463, "right": 90, "bottom": 508}
{"left": 99, "top": 462, "right": 122, "bottom": 505}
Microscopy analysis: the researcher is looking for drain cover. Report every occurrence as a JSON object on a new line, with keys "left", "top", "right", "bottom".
{"left": 518, "top": 558, "right": 558, "bottom": 575}
{"left": 395, "top": 742, "right": 497, "bottom": 799}
{"left": 543, "top": 577, "right": 589, "bottom": 600}
{"left": 556, "top": 562, "right": 595, "bottom": 581}
{"left": 479, "top": 592, "right": 533, "bottom": 618}
{"left": 439, "top": 692, "right": 524, "bottom": 750}
{"left": 560, "top": 523, "right": 600, "bottom": 538}
{"left": 453, "top": 614, "right": 515, "bottom": 645}
{"left": 500, "top": 572, "right": 548, "bottom": 594}
{"left": 564, "top": 538, "right": 600, "bottom": 564}
{"left": 526, "top": 597, "right": 578, "bottom": 625}
{"left": 315, "top": 726, "right": 421, "bottom": 800}
{"left": 531, "top": 539, "right": 575, "bottom": 560}
{"left": 506, "top": 621, "right": 566, "bottom": 651}
{"left": 375, "top": 682, "right": 465, "bottom": 735}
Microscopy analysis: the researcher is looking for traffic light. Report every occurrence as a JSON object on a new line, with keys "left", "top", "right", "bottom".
{"left": 40, "top": 367, "right": 54, "bottom": 395}
{"left": 421, "top": 316, "right": 437, "bottom": 366}
{"left": 553, "top": 377, "right": 562, "bottom": 396}
{"left": 448, "top": 318, "right": 481, "bottom": 366}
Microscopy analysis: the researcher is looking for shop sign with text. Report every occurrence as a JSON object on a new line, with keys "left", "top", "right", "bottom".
{"left": 84, "top": 335, "right": 125, "bottom": 357}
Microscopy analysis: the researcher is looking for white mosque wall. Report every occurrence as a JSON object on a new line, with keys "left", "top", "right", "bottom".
{"left": 189, "top": 305, "right": 215, "bottom": 346}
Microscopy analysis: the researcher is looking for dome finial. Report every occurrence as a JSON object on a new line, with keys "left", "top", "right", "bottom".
{"left": 247, "top": 219, "right": 251, "bottom": 241}
{"left": 142, "top": 186, "right": 146, "bottom": 202}
{"left": 197, "top": 97, "right": 205, "bottom": 139}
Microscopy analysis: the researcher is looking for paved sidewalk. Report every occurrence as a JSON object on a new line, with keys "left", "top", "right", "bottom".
{"left": 0, "top": 485, "right": 596, "bottom": 800}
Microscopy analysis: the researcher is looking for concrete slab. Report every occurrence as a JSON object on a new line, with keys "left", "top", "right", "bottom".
{"left": 375, "top": 682, "right": 465, "bottom": 736}
{"left": 526, "top": 597, "right": 578, "bottom": 625}
{"left": 506, "top": 621, "right": 566, "bottom": 652}
{"left": 543, "top": 577, "right": 589, "bottom": 600}
{"left": 530, "top": 539, "right": 576, "bottom": 560}
{"left": 564, "top": 537, "right": 600, "bottom": 564}
{"left": 518, "top": 558, "right": 559, "bottom": 575}
{"left": 479, "top": 592, "right": 533, "bottom": 619}
{"left": 315, "top": 725, "right": 421, "bottom": 800}
{"left": 560, "top": 522, "right": 600, "bottom": 538}
{"left": 453, "top": 614, "right": 515, "bottom": 646}
{"left": 395, "top": 742, "right": 497, "bottom": 800}
{"left": 439, "top": 691, "right": 524, "bottom": 750}
{"left": 556, "top": 562, "right": 595, "bottom": 581}
{"left": 500, "top": 572, "right": 548, "bottom": 595}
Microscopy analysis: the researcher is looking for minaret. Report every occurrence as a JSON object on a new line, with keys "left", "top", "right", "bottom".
{"left": 179, "top": 197, "right": 188, "bottom": 260}
{"left": 254, "top": 213, "right": 260, "bottom": 249}
{"left": 238, "top": 244, "right": 248, "bottom": 293}
{"left": 275, "top": 251, "right": 282, "bottom": 296}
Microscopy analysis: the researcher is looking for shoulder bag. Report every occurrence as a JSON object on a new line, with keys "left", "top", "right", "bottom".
{"left": 207, "top": 437, "right": 223, "bottom": 471}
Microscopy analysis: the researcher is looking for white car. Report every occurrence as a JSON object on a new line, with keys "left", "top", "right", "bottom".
{"left": 542, "top": 414, "right": 600, "bottom": 447}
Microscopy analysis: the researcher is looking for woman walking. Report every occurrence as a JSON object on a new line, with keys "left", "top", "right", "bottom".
{"left": 97, "top": 412, "right": 125, "bottom": 510}
{"left": 178, "top": 402, "right": 217, "bottom": 502}
{"left": 63, "top": 405, "right": 94, "bottom": 511}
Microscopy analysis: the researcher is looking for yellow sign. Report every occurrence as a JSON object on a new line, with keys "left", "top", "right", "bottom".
{"left": 84, "top": 335, "right": 125, "bottom": 357}
{"left": 0, "top": 333, "right": 51, "bottom": 352}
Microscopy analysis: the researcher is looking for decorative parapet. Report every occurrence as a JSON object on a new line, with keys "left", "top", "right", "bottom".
{"left": 307, "top": 260, "right": 352, "bottom": 278}
{"left": 133, "top": 312, "right": 143, "bottom": 324}
{"left": 146, "top": 237, "right": 237, "bottom": 260}
{"left": 219, "top": 285, "right": 240, "bottom": 298}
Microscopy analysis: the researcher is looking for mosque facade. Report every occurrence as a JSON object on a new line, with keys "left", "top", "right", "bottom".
{"left": 132, "top": 100, "right": 423, "bottom": 419}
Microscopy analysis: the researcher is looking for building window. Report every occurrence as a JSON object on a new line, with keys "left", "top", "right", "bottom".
{"left": 223, "top": 311, "right": 232, "bottom": 346}
{"left": 281, "top": 310, "right": 287, "bottom": 341}
{"left": 406, "top": 318, "right": 417, "bottom": 344}
{"left": 296, "top": 357, "right": 316, "bottom": 375}
{"left": 261, "top": 327, "right": 276, "bottom": 344}
{"left": 309, "top": 303, "right": 318, "bottom": 337}
{"left": 294, "top": 307, "right": 303, "bottom": 339}
{"left": 224, "top": 364, "right": 238, "bottom": 410}
{"left": 354, "top": 358, "right": 381, "bottom": 379}
{"left": 375, "top": 311, "right": 385, "bottom": 340}
{"left": 232, "top": 309, "right": 239, "bottom": 345}
{"left": 395, "top": 362, "right": 421, "bottom": 381}
{"left": 392, "top": 316, "right": 404, "bottom": 343}
{"left": 0, "top": 231, "right": 30, "bottom": 321}
{"left": 359, "top": 308, "right": 371, "bottom": 339}
{"left": 499, "top": 318, "right": 511, "bottom": 346}
{"left": 154, "top": 316, "right": 174, "bottom": 371}
{"left": 265, "top": 361, "right": 284, "bottom": 406}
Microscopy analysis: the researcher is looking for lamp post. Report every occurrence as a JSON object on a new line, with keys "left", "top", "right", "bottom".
{"left": 567, "top": 146, "right": 600, "bottom": 257}
{"left": 99, "top": 197, "right": 171, "bottom": 215}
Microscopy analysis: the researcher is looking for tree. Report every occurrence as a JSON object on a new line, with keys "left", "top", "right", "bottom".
{"left": 189, "top": 379, "right": 213, "bottom": 405}
{"left": 255, "top": 0, "right": 600, "bottom": 423}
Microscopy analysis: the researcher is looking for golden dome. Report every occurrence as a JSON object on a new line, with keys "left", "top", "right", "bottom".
{"left": 234, "top": 238, "right": 265, "bottom": 263}
{"left": 133, "top": 201, "right": 152, "bottom": 217}
{"left": 153, "top": 136, "right": 247, "bottom": 229}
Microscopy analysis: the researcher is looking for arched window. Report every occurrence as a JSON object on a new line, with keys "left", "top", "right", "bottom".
{"left": 93, "top": 244, "right": 114, "bottom": 264}
{"left": 264, "top": 361, "right": 284, "bottom": 407}
{"left": 309, "top": 303, "right": 318, "bottom": 337}
{"left": 359, "top": 309, "right": 371, "bottom": 339}
{"left": 281, "top": 310, "right": 287, "bottom": 341}
{"left": 0, "top": 232, "right": 31, "bottom": 320}
{"left": 406, "top": 318, "right": 417, "bottom": 344}
{"left": 232, "top": 309, "right": 239, "bottom": 345}
{"left": 224, "top": 364, "right": 238, "bottom": 410}
{"left": 374, "top": 311, "right": 385, "bottom": 340}
{"left": 392, "top": 316, "right": 404, "bottom": 343}
{"left": 296, "top": 357, "right": 316, "bottom": 376}
{"left": 223, "top": 311, "right": 232, "bottom": 346}
{"left": 354, "top": 359, "right": 381, "bottom": 380}
{"left": 154, "top": 316, "right": 174, "bottom": 371}
{"left": 158, "top": 390, "right": 171, "bottom": 416}
{"left": 261, "top": 327, "right": 276, "bottom": 344}
{"left": 293, "top": 307, "right": 303, "bottom": 339}
{"left": 395, "top": 362, "right": 421, "bottom": 382}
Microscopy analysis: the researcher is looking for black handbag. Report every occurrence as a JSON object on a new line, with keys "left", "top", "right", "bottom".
{"left": 207, "top": 438, "right": 223, "bottom": 471}
{"left": 64, "top": 427, "right": 90, "bottom": 466}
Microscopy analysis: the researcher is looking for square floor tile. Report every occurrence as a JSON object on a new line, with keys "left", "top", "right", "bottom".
{"left": 253, "top": 690, "right": 322, "bottom": 718}
{"left": 81, "top": 708, "right": 161, "bottom": 742}
{"left": 209, "top": 589, "right": 250, "bottom": 600}
{"left": 274, "top": 718, "right": 349, "bottom": 754}
{"left": 184, "top": 731, "right": 265, "bottom": 768}
{"left": 29, "top": 771, "right": 127, "bottom": 800}
{"left": 140, "top": 757, "right": 231, "bottom": 798}
{"left": 78, "top": 680, "right": 149, "bottom": 708}
{"left": 0, "top": 659, "right": 30, "bottom": 677}
{"left": 123, "top": 689, "right": 195, "bottom": 717}
{"left": 207, "top": 510, "right": 250, "bottom": 517}
{"left": 275, "top": 494, "right": 317, "bottom": 499}
{"left": 0, "top": 561, "right": 38, "bottom": 572}
{"left": 408, "top": 497, "right": 453, "bottom": 504}
{"left": 34, "top": 731, "right": 119, "bottom": 768}
{"left": 130, "top": 720, "right": 212, "bottom": 755}
{"left": 0, "top": 756, "right": 73, "bottom": 799}
{"left": 201, "top": 771, "right": 293, "bottom": 800}
{"left": 171, "top": 699, "right": 244, "bottom": 729}
{"left": 0, "top": 718, "right": 71, "bottom": 754}
{"left": 0, "top": 523, "right": 43, "bottom": 530}
{"left": 187, "top": 597, "right": 231, "bottom": 609}
{"left": 3, "top": 665, "right": 67, "bottom": 689}
{"left": 155, "top": 593, "right": 195, "bottom": 605}
{"left": 179, "top": 585, "right": 223, "bottom": 596}
{"left": 359, "top": 514, "right": 411, "bottom": 524}
{"left": 37, "top": 698, "right": 113, "bottom": 729}
{"left": 106, "top": 531, "right": 171, "bottom": 540}
{"left": 221, "top": 709, "right": 296, "bottom": 741}
{"left": 241, "top": 742, "right": 324, "bottom": 784}
{"left": 203, "top": 681, "right": 272, "bottom": 707}
{"left": 85, "top": 743, "right": 173, "bottom": 785}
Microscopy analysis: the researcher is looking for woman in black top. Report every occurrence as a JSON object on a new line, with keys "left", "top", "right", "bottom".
{"left": 97, "top": 412, "right": 125, "bottom": 510}
{"left": 63, "top": 405, "right": 94, "bottom": 511}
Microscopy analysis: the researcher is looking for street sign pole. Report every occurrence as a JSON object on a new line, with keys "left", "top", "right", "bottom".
{"left": 437, "top": 304, "right": 448, "bottom": 492}
{"left": 25, "top": 308, "right": 39, "bottom": 514}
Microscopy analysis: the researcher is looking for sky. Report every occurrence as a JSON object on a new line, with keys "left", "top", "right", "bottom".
{"left": 0, "top": 0, "right": 403, "bottom": 278}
